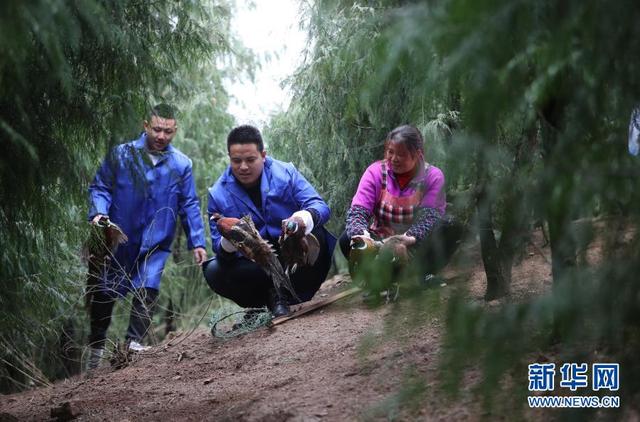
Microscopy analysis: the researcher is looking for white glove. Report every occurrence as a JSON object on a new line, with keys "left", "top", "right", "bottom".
{"left": 220, "top": 237, "right": 237, "bottom": 253}
{"left": 291, "top": 210, "right": 314, "bottom": 235}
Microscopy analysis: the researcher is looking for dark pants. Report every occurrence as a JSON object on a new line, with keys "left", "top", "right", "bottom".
{"left": 203, "top": 227, "right": 332, "bottom": 307}
{"left": 88, "top": 287, "right": 159, "bottom": 348}
{"left": 339, "top": 216, "right": 464, "bottom": 275}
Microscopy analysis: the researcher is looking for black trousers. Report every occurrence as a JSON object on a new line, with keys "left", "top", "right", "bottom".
{"left": 203, "top": 227, "right": 332, "bottom": 308}
{"left": 339, "top": 217, "right": 464, "bottom": 275}
{"left": 88, "top": 287, "right": 159, "bottom": 348}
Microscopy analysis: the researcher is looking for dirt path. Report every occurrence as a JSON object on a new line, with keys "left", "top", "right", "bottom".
{"left": 0, "top": 232, "right": 555, "bottom": 421}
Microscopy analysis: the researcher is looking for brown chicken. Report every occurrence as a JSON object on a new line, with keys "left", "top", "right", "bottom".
{"left": 211, "top": 213, "right": 299, "bottom": 301}
{"left": 278, "top": 218, "right": 321, "bottom": 276}
{"left": 83, "top": 216, "right": 128, "bottom": 311}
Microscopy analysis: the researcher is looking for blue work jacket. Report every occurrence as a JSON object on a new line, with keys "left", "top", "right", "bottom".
{"left": 88, "top": 134, "right": 206, "bottom": 292}
{"left": 207, "top": 156, "right": 336, "bottom": 256}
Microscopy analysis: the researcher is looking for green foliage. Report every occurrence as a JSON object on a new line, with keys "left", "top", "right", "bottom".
{"left": 266, "top": 0, "right": 459, "bottom": 237}
{"left": 376, "top": 3, "right": 640, "bottom": 411}
{"left": 0, "top": 0, "right": 249, "bottom": 392}
{"left": 270, "top": 0, "right": 640, "bottom": 415}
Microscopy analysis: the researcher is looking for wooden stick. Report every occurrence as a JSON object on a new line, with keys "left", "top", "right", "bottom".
{"left": 271, "top": 287, "right": 362, "bottom": 326}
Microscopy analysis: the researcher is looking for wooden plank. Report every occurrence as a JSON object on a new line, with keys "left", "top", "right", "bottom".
{"left": 271, "top": 286, "right": 362, "bottom": 326}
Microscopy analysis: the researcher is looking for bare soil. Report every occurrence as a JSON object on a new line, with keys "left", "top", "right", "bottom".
{"left": 0, "top": 226, "right": 613, "bottom": 421}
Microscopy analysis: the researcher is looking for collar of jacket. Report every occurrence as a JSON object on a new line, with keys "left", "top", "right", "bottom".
{"left": 133, "top": 133, "right": 175, "bottom": 164}
{"left": 219, "top": 156, "right": 273, "bottom": 224}
{"left": 385, "top": 158, "right": 428, "bottom": 188}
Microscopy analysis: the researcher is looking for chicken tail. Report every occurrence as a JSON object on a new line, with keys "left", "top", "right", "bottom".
{"left": 267, "top": 253, "right": 300, "bottom": 302}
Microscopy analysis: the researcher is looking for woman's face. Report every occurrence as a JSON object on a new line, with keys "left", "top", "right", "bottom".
{"left": 385, "top": 141, "right": 419, "bottom": 174}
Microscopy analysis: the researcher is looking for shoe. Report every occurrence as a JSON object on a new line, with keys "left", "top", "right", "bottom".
{"left": 87, "top": 347, "right": 104, "bottom": 370}
{"left": 267, "top": 288, "right": 290, "bottom": 318}
{"left": 128, "top": 340, "right": 151, "bottom": 352}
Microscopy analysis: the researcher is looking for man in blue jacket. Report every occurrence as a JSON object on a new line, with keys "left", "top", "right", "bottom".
{"left": 87, "top": 104, "right": 207, "bottom": 368}
{"left": 203, "top": 125, "right": 335, "bottom": 317}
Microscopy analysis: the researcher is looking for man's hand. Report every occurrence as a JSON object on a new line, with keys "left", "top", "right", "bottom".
{"left": 192, "top": 247, "right": 207, "bottom": 266}
{"left": 91, "top": 214, "right": 107, "bottom": 225}
{"left": 281, "top": 215, "right": 306, "bottom": 238}
{"left": 220, "top": 237, "right": 238, "bottom": 253}
{"left": 281, "top": 210, "right": 314, "bottom": 238}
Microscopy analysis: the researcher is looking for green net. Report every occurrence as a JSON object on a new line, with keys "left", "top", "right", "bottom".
{"left": 209, "top": 308, "right": 272, "bottom": 338}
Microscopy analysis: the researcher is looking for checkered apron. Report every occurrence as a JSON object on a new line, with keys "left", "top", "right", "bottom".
{"left": 370, "top": 160, "right": 429, "bottom": 238}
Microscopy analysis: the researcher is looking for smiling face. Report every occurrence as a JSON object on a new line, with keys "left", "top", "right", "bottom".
{"left": 385, "top": 141, "right": 419, "bottom": 174}
{"left": 229, "top": 143, "right": 266, "bottom": 188}
{"left": 143, "top": 115, "right": 177, "bottom": 152}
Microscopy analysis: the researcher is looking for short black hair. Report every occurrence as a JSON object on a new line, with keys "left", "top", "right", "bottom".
{"left": 148, "top": 103, "right": 177, "bottom": 121}
{"left": 227, "top": 125, "right": 264, "bottom": 152}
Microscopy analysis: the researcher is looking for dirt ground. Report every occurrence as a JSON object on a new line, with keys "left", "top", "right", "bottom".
{"left": 0, "top": 227, "right": 610, "bottom": 421}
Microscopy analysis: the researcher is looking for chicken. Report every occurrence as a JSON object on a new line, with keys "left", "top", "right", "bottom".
{"left": 379, "top": 234, "right": 414, "bottom": 263}
{"left": 83, "top": 216, "right": 128, "bottom": 311}
{"left": 211, "top": 213, "right": 299, "bottom": 301}
{"left": 348, "top": 234, "right": 414, "bottom": 276}
{"left": 348, "top": 235, "right": 383, "bottom": 276}
{"left": 278, "top": 218, "right": 321, "bottom": 275}
{"left": 350, "top": 235, "right": 383, "bottom": 254}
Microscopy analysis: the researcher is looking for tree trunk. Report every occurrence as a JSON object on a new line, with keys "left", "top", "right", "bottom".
{"left": 540, "top": 104, "right": 576, "bottom": 285}
{"left": 546, "top": 212, "right": 576, "bottom": 284}
{"left": 478, "top": 203, "right": 511, "bottom": 300}
{"left": 476, "top": 180, "right": 511, "bottom": 300}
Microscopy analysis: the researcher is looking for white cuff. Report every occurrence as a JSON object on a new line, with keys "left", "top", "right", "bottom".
{"left": 221, "top": 237, "right": 237, "bottom": 252}
{"left": 292, "top": 210, "right": 314, "bottom": 235}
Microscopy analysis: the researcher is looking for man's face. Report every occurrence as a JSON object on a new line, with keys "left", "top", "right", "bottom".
{"left": 144, "top": 116, "right": 178, "bottom": 152}
{"left": 229, "top": 143, "right": 266, "bottom": 188}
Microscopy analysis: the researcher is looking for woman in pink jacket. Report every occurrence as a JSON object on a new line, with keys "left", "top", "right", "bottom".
{"left": 341, "top": 125, "right": 460, "bottom": 278}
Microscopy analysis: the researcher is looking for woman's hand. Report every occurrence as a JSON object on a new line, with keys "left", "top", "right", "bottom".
{"left": 380, "top": 234, "right": 416, "bottom": 262}
{"left": 383, "top": 234, "right": 416, "bottom": 247}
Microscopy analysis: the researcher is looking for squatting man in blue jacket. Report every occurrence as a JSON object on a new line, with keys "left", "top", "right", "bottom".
{"left": 87, "top": 104, "right": 207, "bottom": 369}
{"left": 203, "top": 125, "right": 336, "bottom": 317}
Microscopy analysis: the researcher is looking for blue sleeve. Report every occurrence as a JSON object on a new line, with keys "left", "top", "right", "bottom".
{"left": 88, "top": 152, "right": 116, "bottom": 220}
{"left": 178, "top": 161, "right": 206, "bottom": 249}
{"left": 207, "top": 188, "right": 226, "bottom": 255}
{"left": 290, "top": 166, "right": 331, "bottom": 226}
